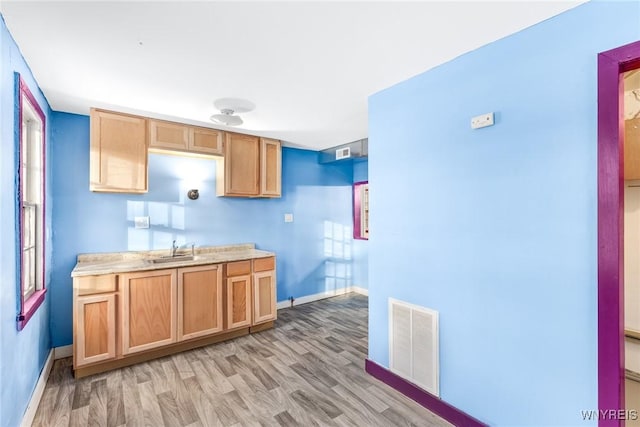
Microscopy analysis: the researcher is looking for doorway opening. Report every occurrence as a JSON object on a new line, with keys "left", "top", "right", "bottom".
{"left": 623, "top": 67, "right": 640, "bottom": 426}
{"left": 598, "top": 40, "right": 640, "bottom": 426}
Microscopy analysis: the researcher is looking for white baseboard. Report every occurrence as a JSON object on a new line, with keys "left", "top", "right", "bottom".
{"left": 351, "top": 286, "right": 368, "bottom": 296}
{"left": 21, "top": 349, "right": 54, "bottom": 427}
{"left": 54, "top": 344, "right": 73, "bottom": 359}
{"left": 277, "top": 286, "right": 368, "bottom": 310}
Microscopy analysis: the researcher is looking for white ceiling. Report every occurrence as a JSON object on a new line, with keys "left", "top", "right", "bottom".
{"left": 0, "top": 1, "right": 586, "bottom": 150}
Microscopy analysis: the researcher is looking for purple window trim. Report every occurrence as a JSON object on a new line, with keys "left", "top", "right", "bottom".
{"left": 353, "top": 181, "right": 368, "bottom": 240}
{"left": 16, "top": 74, "right": 47, "bottom": 331}
{"left": 17, "top": 289, "right": 46, "bottom": 331}
{"left": 365, "top": 359, "right": 488, "bottom": 427}
{"left": 598, "top": 40, "right": 640, "bottom": 426}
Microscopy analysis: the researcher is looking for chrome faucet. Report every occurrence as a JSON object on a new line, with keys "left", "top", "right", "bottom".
{"left": 171, "top": 240, "right": 178, "bottom": 257}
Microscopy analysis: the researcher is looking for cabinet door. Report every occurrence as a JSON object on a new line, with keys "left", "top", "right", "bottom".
{"left": 75, "top": 294, "right": 116, "bottom": 366}
{"left": 253, "top": 270, "right": 276, "bottom": 324}
{"left": 149, "top": 119, "right": 189, "bottom": 151}
{"left": 221, "top": 133, "right": 260, "bottom": 196}
{"left": 121, "top": 269, "right": 177, "bottom": 354}
{"left": 226, "top": 275, "right": 252, "bottom": 329}
{"left": 90, "top": 109, "right": 148, "bottom": 193}
{"left": 260, "top": 138, "right": 282, "bottom": 197}
{"left": 178, "top": 265, "right": 223, "bottom": 341}
{"left": 190, "top": 127, "right": 223, "bottom": 155}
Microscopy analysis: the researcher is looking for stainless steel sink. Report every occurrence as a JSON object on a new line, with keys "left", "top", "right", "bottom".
{"left": 150, "top": 255, "right": 194, "bottom": 264}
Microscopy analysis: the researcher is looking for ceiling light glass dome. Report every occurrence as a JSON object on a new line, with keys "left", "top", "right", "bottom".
{"left": 210, "top": 98, "right": 255, "bottom": 127}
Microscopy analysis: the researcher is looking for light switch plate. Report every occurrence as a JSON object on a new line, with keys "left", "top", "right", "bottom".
{"left": 134, "top": 216, "right": 150, "bottom": 229}
{"left": 284, "top": 213, "right": 294, "bottom": 223}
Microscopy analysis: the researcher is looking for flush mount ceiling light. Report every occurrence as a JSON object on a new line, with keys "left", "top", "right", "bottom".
{"left": 210, "top": 98, "right": 255, "bottom": 127}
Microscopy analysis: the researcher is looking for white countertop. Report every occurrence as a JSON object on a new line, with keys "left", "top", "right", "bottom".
{"left": 71, "top": 243, "right": 274, "bottom": 277}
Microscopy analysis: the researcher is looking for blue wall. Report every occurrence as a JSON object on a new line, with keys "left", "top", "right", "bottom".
{"left": 353, "top": 159, "right": 368, "bottom": 183}
{"left": 0, "top": 17, "right": 52, "bottom": 427}
{"left": 50, "top": 112, "right": 355, "bottom": 346}
{"left": 368, "top": 2, "right": 640, "bottom": 426}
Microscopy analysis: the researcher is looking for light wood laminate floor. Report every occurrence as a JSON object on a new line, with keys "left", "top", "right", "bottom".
{"left": 33, "top": 293, "right": 450, "bottom": 427}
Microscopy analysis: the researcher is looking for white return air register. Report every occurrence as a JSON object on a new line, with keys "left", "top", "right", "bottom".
{"left": 336, "top": 146, "right": 351, "bottom": 160}
{"left": 389, "top": 298, "right": 440, "bottom": 397}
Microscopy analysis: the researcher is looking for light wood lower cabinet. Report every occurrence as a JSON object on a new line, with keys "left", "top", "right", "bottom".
{"left": 121, "top": 269, "right": 177, "bottom": 354}
{"left": 75, "top": 293, "right": 116, "bottom": 366}
{"left": 73, "top": 256, "right": 276, "bottom": 377}
{"left": 178, "top": 265, "right": 223, "bottom": 341}
{"left": 252, "top": 256, "right": 277, "bottom": 325}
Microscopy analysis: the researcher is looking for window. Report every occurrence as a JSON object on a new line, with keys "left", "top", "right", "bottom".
{"left": 353, "top": 181, "right": 369, "bottom": 240}
{"left": 16, "top": 74, "right": 46, "bottom": 331}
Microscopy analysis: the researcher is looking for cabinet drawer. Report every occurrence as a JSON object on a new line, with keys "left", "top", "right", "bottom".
{"left": 75, "top": 274, "right": 117, "bottom": 296}
{"left": 253, "top": 257, "right": 275, "bottom": 272}
{"left": 226, "top": 260, "right": 251, "bottom": 276}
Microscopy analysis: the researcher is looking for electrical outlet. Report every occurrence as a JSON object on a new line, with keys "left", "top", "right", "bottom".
{"left": 471, "top": 112, "right": 495, "bottom": 129}
{"left": 134, "top": 216, "right": 150, "bottom": 229}
{"left": 284, "top": 213, "right": 294, "bottom": 223}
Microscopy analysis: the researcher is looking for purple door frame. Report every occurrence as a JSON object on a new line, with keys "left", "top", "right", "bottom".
{"left": 598, "top": 40, "right": 640, "bottom": 427}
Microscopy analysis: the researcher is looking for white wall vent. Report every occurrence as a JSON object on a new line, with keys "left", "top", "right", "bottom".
{"left": 389, "top": 298, "right": 439, "bottom": 396}
{"left": 336, "top": 146, "right": 351, "bottom": 160}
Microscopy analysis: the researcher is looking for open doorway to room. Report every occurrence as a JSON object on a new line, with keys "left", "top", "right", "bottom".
{"left": 598, "top": 40, "right": 640, "bottom": 427}
{"left": 623, "top": 68, "right": 640, "bottom": 427}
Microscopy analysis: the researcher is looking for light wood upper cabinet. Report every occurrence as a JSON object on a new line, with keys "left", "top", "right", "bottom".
{"left": 90, "top": 109, "right": 279, "bottom": 196}
{"left": 253, "top": 257, "right": 277, "bottom": 325}
{"left": 149, "top": 120, "right": 190, "bottom": 151}
{"left": 121, "top": 269, "right": 177, "bottom": 354}
{"left": 191, "top": 127, "right": 223, "bottom": 155}
{"left": 216, "top": 133, "right": 282, "bottom": 197}
{"left": 260, "top": 138, "right": 282, "bottom": 197}
{"left": 149, "top": 119, "right": 223, "bottom": 156}
{"left": 90, "top": 109, "right": 148, "bottom": 193}
{"left": 75, "top": 293, "right": 116, "bottom": 367}
{"left": 177, "top": 265, "right": 223, "bottom": 341}
{"left": 625, "top": 117, "right": 640, "bottom": 180}
{"left": 217, "top": 132, "right": 261, "bottom": 196}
